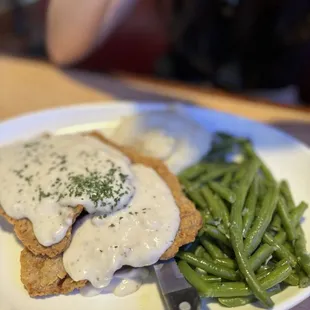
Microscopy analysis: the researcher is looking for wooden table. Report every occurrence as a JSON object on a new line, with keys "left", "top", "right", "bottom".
{"left": 1, "top": 56, "right": 310, "bottom": 146}
{"left": 1, "top": 55, "right": 310, "bottom": 309}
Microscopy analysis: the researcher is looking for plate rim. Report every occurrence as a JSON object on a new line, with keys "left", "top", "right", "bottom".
{"left": 1, "top": 100, "right": 310, "bottom": 310}
{"left": 1, "top": 100, "right": 309, "bottom": 154}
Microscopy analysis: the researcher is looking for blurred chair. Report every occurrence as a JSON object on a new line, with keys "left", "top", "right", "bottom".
{"left": 0, "top": 0, "right": 45, "bottom": 57}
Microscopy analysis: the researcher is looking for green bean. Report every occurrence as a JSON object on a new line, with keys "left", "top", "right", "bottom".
{"left": 215, "top": 257, "right": 238, "bottom": 270}
{"left": 208, "top": 181, "right": 236, "bottom": 203}
{"left": 244, "top": 185, "right": 279, "bottom": 256}
{"left": 215, "top": 132, "right": 248, "bottom": 144}
{"left": 258, "top": 259, "right": 292, "bottom": 288}
{"left": 274, "top": 229, "right": 287, "bottom": 244}
{"left": 181, "top": 179, "right": 205, "bottom": 206}
{"left": 230, "top": 159, "right": 260, "bottom": 235}
{"left": 202, "top": 251, "right": 213, "bottom": 261}
{"left": 294, "top": 226, "right": 310, "bottom": 277}
{"left": 283, "top": 242, "right": 294, "bottom": 254}
{"left": 230, "top": 159, "right": 272, "bottom": 306}
{"left": 201, "top": 186, "right": 229, "bottom": 231}
{"left": 192, "top": 165, "right": 239, "bottom": 189}
{"left": 257, "top": 265, "right": 270, "bottom": 275}
{"left": 256, "top": 268, "right": 272, "bottom": 281}
{"left": 217, "top": 241, "right": 235, "bottom": 259}
{"left": 199, "top": 282, "right": 252, "bottom": 298}
{"left": 298, "top": 269, "right": 310, "bottom": 288}
{"left": 263, "top": 232, "right": 297, "bottom": 267}
{"left": 204, "top": 225, "right": 231, "bottom": 247}
{"left": 198, "top": 229, "right": 204, "bottom": 237}
{"left": 277, "top": 196, "right": 296, "bottom": 240}
{"left": 249, "top": 244, "right": 275, "bottom": 272}
{"left": 200, "top": 210, "right": 226, "bottom": 233}
{"left": 199, "top": 259, "right": 291, "bottom": 300}
{"left": 218, "top": 285, "right": 281, "bottom": 307}
{"left": 181, "top": 179, "right": 207, "bottom": 209}
{"left": 270, "top": 214, "right": 282, "bottom": 232}
{"left": 280, "top": 180, "right": 295, "bottom": 210}
{"left": 221, "top": 172, "right": 233, "bottom": 186}
{"left": 243, "top": 177, "right": 259, "bottom": 237}
{"left": 256, "top": 259, "right": 288, "bottom": 278}
{"left": 258, "top": 178, "right": 268, "bottom": 200}
{"left": 219, "top": 295, "right": 256, "bottom": 307}
{"left": 177, "top": 252, "right": 239, "bottom": 281}
{"left": 291, "top": 202, "right": 308, "bottom": 227}
{"left": 179, "top": 163, "right": 208, "bottom": 180}
{"left": 207, "top": 163, "right": 239, "bottom": 172}
{"left": 233, "top": 165, "right": 247, "bottom": 182}
{"left": 205, "top": 145, "right": 235, "bottom": 161}
{"left": 200, "top": 274, "right": 222, "bottom": 283}
{"left": 243, "top": 143, "right": 275, "bottom": 183}
{"left": 284, "top": 272, "right": 299, "bottom": 286}
{"left": 177, "top": 261, "right": 211, "bottom": 293}
{"left": 200, "top": 209, "right": 212, "bottom": 224}
{"left": 195, "top": 267, "right": 207, "bottom": 275}
{"left": 194, "top": 245, "right": 206, "bottom": 258}
{"left": 214, "top": 195, "right": 231, "bottom": 229}
{"left": 255, "top": 267, "right": 272, "bottom": 282}
{"left": 200, "top": 235, "right": 226, "bottom": 259}
{"left": 178, "top": 134, "right": 310, "bottom": 308}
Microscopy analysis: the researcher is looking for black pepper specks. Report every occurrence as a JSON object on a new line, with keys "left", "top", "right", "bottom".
{"left": 98, "top": 214, "right": 107, "bottom": 220}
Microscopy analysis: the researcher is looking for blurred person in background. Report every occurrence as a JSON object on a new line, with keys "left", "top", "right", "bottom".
{"left": 46, "top": 0, "right": 310, "bottom": 103}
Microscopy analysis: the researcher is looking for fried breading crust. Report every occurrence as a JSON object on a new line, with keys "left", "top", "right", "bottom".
{"left": 18, "top": 131, "right": 201, "bottom": 297}
{"left": 20, "top": 248, "right": 86, "bottom": 297}
{"left": 0, "top": 205, "right": 83, "bottom": 258}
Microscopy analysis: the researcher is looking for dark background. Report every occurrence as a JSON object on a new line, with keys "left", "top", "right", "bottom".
{"left": 1, "top": 0, "right": 310, "bottom": 104}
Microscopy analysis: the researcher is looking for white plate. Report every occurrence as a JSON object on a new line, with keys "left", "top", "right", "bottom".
{"left": 0, "top": 101, "right": 310, "bottom": 310}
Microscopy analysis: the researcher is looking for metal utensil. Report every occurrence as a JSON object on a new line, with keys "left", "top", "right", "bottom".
{"left": 154, "top": 259, "right": 201, "bottom": 310}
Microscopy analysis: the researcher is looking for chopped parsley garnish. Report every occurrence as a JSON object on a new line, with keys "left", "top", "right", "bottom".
{"left": 66, "top": 166, "right": 129, "bottom": 208}
{"left": 37, "top": 186, "right": 52, "bottom": 201}
{"left": 119, "top": 173, "right": 128, "bottom": 182}
{"left": 23, "top": 141, "right": 40, "bottom": 149}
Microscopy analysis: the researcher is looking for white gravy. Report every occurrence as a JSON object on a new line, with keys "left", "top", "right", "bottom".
{"left": 0, "top": 134, "right": 134, "bottom": 246}
{"left": 63, "top": 164, "right": 180, "bottom": 289}
{"left": 80, "top": 268, "right": 149, "bottom": 297}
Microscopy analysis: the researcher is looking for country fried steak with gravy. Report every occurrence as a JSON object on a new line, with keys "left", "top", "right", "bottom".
{"left": 0, "top": 132, "right": 201, "bottom": 297}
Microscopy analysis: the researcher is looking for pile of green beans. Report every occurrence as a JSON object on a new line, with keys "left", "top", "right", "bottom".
{"left": 177, "top": 132, "right": 310, "bottom": 308}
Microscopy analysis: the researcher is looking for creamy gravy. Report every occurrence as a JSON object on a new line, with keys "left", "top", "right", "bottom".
{"left": 80, "top": 268, "right": 149, "bottom": 297}
{"left": 63, "top": 164, "right": 180, "bottom": 288}
{"left": 0, "top": 134, "right": 134, "bottom": 246}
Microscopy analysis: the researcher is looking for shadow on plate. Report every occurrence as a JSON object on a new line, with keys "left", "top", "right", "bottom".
{"left": 0, "top": 216, "right": 24, "bottom": 247}
{"left": 0, "top": 216, "right": 14, "bottom": 233}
